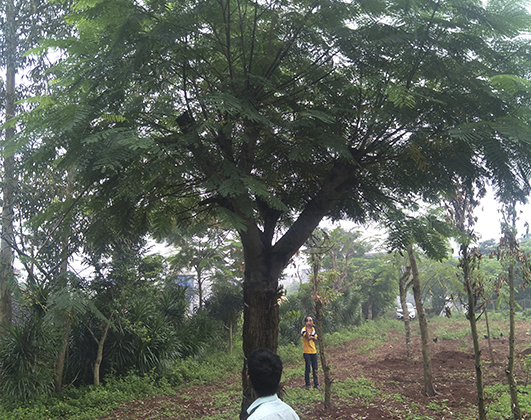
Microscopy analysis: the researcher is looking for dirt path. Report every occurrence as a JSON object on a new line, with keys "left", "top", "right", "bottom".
{"left": 105, "top": 320, "right": 531, "bottom": 419}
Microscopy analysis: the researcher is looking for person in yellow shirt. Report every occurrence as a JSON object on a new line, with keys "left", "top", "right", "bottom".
{"left": 301, "top": 316, "right": 320, "bottom": 390}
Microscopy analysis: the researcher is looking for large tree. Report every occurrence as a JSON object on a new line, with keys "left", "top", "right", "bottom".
{"left": 24, "top": 0, "right": 531, "bottom": 415}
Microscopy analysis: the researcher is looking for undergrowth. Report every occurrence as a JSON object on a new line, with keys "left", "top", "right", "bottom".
{"left": 0, "top": 315, "right": 529, "bottom": 419}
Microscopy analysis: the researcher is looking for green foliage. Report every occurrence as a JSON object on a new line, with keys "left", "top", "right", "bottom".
{"left": 0, "top": 322, "right": 56, "bottom": 403}
{"left": 334, "top": 377, "right": 379, "bottom": 400}
{"left": 0, "top": 371, "right": 170, "bottom": 420}
{"left": 485, "top": 384, "right": 531, "bottom": 419}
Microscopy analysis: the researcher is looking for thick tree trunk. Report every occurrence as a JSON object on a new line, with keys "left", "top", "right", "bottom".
{"left": 407, "top": 245, "right": 436, "bottom": 396}
{"left": 235, "top": 158, "right": 356, "bottom": 419}
{"left": 507, "top": 263, "right": 521, "bottom": 419}
{"left": 0, "top": 0, "right": 17, "bottom": 332}
{"left": 239, "top": 258, "right": 282, "bottom": 419}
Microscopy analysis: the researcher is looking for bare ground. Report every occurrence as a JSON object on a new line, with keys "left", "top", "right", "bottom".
{"left": 104, "top": 320, "right": 531, "bottom": 419}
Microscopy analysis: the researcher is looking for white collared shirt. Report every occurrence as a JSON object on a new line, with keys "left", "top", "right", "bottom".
{"left": 247, "top": 394, "right": 300, "bottom": 420}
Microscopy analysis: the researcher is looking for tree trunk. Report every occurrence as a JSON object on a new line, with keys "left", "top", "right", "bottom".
{"left": 55, "top": 325, "right": 70, "bottom": 392}
{"left": 366, "top": 294, "right": 373, "bottom": 320}
{"left": 484, "top": 307, "right": 495, "bottom": 365}
{"left": 196, "top": 268, "right": 203, "bottom": 311}
{"left": 54, "top": 169, "right": 75, "bottom": 392}
{"left": 228, "top": 321, "right": 233, "bottom": 355}
{"left": 507, "top": 262, "right": 521, "bottom": 419}
{"left": 462, "top": 247, "right": 486, "bottom": 420}
{"left": 239, "top": 257, "right": 282, "bottom": 419}
{"left": 407, "top": 245, "right": 436, "bottom": 396}
{"left": 311, "top": 256, "right": 331, "bottom": 410}
{"left": 235, "top": 159, "right": 356, "bottom": 419}
{"left": 93, "top": 320, "right": 111, "bottom": 386}
{"left": 399, "top": 275, "right": 412, "bottom": 360}
{"left": 0, "top": 0, "right": 17, "bottom": 333}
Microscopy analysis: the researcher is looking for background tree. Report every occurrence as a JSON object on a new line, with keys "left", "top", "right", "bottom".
{"left": 205, "top": 279, "right": 242, "bottom": 354}
{"left": 305, "top": 229, "right": 336, "bottom": 411}
{"left": 496, "top": 201, "right": 531, "bottom": 420}
{"left": 385, "top": 210, "right": 453, "bottom": 396}
{"left": 0, "top": 0, "right": 71, "bottom": 333}
{"left": 446, "top": 187, "right": 489, "bottom": 419}
{"left": 167, "top": 228, "right": 228, "bottom": 311}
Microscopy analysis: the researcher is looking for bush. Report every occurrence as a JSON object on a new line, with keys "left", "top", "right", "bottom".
{"left": 0, "top": 371, "right": 171, "bottom": 420}
{"left": 0, "top": 321, "right": 57, "bottom": 404}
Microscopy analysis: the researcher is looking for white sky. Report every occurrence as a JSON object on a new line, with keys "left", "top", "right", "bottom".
{"left": 474, "top": 188, "right": 530, "bottom": 242}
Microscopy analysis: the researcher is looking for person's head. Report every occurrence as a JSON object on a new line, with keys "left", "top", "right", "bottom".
{"left": 305, "top": 316, "right": 313, "bottom": 327}
{"left": 247, "top": 347, "right": 283, "bottom": 397}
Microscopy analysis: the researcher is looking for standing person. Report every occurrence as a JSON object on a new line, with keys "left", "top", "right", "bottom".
{"left": 301, "top": 316, "right": 321, "bottom": 390}
{"left": 246, "top": 347, "right": 300, "bottom": 420}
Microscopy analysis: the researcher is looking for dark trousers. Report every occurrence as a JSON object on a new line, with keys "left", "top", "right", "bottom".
{"left": 303, "top": 353, "right": 319, "bottom": 387}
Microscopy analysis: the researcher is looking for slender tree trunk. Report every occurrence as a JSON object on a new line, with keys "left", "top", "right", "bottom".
{"left": 484, "top": 307, "right": 495, "bottom": 365}
{"left": 399, "top": 283, "right": 412, "bottom": 360}
{"left": 462, "top": 248, "right": 486, "bottom": 420}
{"left": 55, "top": 325, "right": 70, "bottom": 392}
{"left": 0, "top": 0, "right": 17, "bottom": 332}
{"left": 366, "top": 294, "right": 373, "bottom": 320}
{"left": 54, "top": 169, "right": 75, "bottom": 392}
{"left": 228, "top": 321, "right": 233, "bottom": 355}
{"left": 54, "top": 257, "right": 70, "bottom": 392}
{"left": 93, "top": 320, "right": 111, "bottom": 386}
{"left": 507, "top": 262, "right": 521, "bottom": 419}
{"left": 398, "top": 265, "right": 412, "bottom": 359}
{"left": 407, "top": 245, "right": 436, "bottom": 396}
{"left": 311, "top": 256, "right": 331, "bottom": 410}
{"left": 196, "top": 268, "right": 203, "bottom": 310}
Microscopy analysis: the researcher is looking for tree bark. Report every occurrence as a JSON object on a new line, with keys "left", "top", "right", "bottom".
{"left": 239, "top": 249, "right": 282, "bottom": 419}
{"left": 407, "top": 245, "right": 436, "bottom": 396}
{"left": 484, "top": 307, "right": 495, "bottom": 365}
{"left": 398, "top": 265, "right": 412, "bottom": 360}
{"left": 366, "top": 294, "right": 373, "bottom": 320}
{"left": 93, "top": 320, "right": 111, "bottom": 386}
{"left": 55, "top": 325, "right": 70, "bottom": 392}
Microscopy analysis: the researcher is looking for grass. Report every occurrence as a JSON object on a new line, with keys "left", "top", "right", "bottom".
{"left": 1, "top": 314, "right": 531, "bottom": 419}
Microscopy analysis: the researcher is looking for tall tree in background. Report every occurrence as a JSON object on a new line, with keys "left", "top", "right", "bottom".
{"left": 0, "top": 0, "right": 71, "bottom": 333}
{"left": 0, "top": 0, "right": 17, "bottom": 331}
{"left": 386, "top": 211, "right": 453, "bottom": 396}
{"left": 23, "top": 1, "right": 531, "bottom": 416}
{"left": 446, "top": 187, "right": 488, "bottom": 420}
{"left": 496, "top": 201, "right": 531, "bottom": 420}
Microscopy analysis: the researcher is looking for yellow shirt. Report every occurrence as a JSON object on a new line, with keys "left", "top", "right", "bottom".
{"left": 301, "top": 327, "right": 317, "bottom": 354}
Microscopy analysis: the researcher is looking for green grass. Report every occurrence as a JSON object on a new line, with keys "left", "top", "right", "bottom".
{"left": 1, "top": 315, "right": 530, "bottom": 419}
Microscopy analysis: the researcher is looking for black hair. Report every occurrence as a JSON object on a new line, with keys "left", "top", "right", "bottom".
{"left": 305, "top": 316, "right": 312, "bottom": 322}
{"left": 247, "top": 347, "right": 283, "bottom": 397}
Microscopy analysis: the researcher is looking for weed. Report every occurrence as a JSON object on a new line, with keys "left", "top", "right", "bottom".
{"left": 427, "top": 399, "right": 448, "bottom": 412}
{"left": 334, "top": 377, "right": 379, "bottom": 401}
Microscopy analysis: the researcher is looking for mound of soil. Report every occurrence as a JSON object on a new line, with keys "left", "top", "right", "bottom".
{"left": 104, "top": 320, "right": 531, "bottom": 419}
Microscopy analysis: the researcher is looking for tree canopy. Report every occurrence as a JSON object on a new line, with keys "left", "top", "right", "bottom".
{"left": 20, "top": 0, "right": 531, "bottom": 415}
